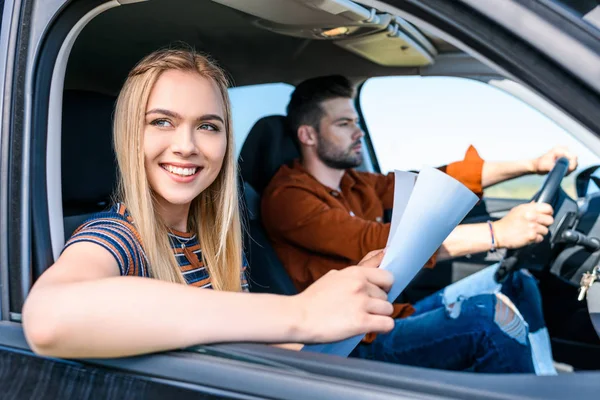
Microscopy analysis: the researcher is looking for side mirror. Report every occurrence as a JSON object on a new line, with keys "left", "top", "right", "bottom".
{"left": 575, "top": 165, "right": 600, "bottom": 198}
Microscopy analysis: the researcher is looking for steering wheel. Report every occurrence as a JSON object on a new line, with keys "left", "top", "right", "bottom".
{"left": 494, "top": 157, "right": 571, "bottom": 283}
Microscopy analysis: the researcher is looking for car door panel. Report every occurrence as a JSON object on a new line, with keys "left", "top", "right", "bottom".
{"left": 0, "top": 322, "right": 437, "bottom": 400}
{"left": 3, "top": 321, "right": 600, "bottom": 400}
{"left": 0, "top": 348, "right": 221, "bottom": 400}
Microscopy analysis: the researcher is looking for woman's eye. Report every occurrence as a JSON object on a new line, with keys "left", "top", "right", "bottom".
{"left": 150, "top": 119, "right": 173, "bottom": 128}
{"left": 198, "top": 123, "right": 219, "bottom": 132}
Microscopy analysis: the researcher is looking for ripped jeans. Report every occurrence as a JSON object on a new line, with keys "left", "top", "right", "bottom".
{"left": 350, "top": 264, "right": 548, "bottom": 374}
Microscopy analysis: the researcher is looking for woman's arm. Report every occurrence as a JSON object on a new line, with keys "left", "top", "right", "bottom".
{"left": 23, "top": 243, "right": 393, "bottom": 358}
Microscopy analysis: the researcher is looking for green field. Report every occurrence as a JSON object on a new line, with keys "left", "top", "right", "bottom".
{"left": 484, "top": 174, "right": 577, "bottom": 199}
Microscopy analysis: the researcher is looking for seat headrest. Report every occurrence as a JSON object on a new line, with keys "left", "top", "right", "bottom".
{"left": 61, "top": 91, "right": 117, "bottom": 214}
{"left": 238, "top": 115, "right": 300, "bottom": 194}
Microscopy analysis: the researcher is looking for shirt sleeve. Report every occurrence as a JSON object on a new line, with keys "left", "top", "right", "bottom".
{"left": 262, "top": 185, "right": 391, "bottom": 262}
{"left": 362, "top": 144, "right": 484, "bottom": 210}
{"left": 64, "top": 216, "right": 146, "bottom": 277}
{"left": 438, "top": 145, "right": 485, "bottom": 197}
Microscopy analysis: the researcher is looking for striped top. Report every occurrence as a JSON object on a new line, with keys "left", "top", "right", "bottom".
{"left": 65, "top": 203, "right": 249, "bottom": 290}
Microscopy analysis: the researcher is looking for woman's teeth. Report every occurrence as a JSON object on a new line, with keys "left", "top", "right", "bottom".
{"left": 163, "top": 165, "right": 197, "bottom": 177}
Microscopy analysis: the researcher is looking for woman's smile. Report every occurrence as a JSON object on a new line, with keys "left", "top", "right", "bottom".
{"left": 160, "top": 163, "right": 203, "bottom": 183}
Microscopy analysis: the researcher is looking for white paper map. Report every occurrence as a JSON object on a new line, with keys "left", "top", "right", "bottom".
{"left": 302, "top": 167, "right": 479, "bottom": 356}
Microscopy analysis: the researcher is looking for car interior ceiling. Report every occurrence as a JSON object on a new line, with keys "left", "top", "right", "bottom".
{"left": 59, "top": 0, "right": 600, "bottom": 369}
{"left": 64, "top": 0, "right": 461, "bottom": 95}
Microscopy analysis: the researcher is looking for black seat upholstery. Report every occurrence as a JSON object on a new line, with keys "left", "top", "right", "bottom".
{"left": 242, "top": 183, "right": 298, "bottom": 295}
{"left": 239, "top": 115, "right": 300, "bottom": 295}
{"left": 61, "top": 90, "right": 118, "bottom": 240}
{"left": 239, "top": 115, "right": 299, "bottom": 195}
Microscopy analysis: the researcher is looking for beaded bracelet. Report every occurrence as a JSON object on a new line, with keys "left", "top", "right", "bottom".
{"left": 487, "top": 220, "right": 497, "bottom": 253}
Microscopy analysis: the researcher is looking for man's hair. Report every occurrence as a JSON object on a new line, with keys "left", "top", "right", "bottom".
{"left": 286, "top": 75, "right": 355, "bottom": 149}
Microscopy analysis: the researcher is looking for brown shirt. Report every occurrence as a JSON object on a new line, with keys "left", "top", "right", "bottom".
{"left": 261, "top": 145, "right": 485, "bottom": 322}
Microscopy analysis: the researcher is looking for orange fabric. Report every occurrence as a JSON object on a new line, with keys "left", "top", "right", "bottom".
{"left": 261, "top": 146, "right": 484, "bottom": 337}
{"left": 438, "top": 145, "right": 484, "bottom": 197}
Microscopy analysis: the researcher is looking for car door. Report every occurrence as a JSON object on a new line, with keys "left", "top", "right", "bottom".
{"left": 0, "top": 3, "right": 214, "bottom": 398}
{"left": 0, "top": 1, "right": 497, "bottom": 399}
{"left": 1, "top": 0, "right": 600, "bottom": 399}
{"left": 0, "top": 1, "right": 387, "bottom": 399}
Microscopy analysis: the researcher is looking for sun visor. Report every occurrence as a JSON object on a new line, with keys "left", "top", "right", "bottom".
{"left": 334, "top": 23, "right": 434, "bottom": 66}
{"left": 393, "top": 16, "right": 437, "bottom": 57}
{"left": 211, "top": 0, "right": 436, "bottom": 66}
{"left": 211, "top": 0, "right": 389, "bottom": 39}
{"left": 212, "top": 0, "right": 374, "bottom": 25}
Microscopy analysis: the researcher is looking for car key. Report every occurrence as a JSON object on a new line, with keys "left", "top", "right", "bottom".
{"left": 578, "top": 265, "right": 599, "bottom": 301}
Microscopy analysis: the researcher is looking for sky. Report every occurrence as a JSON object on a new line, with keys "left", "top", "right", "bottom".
{"left": 229, "top": 83, "right": 294, "bottom": 157}
{"left": 228, "top": 77, "right": 600, "bottom": 183}
{"left": 361, "top": 76, "right": 600, "bottom": 174}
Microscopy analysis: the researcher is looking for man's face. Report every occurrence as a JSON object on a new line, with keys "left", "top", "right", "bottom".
{"left": 315, "top": 97, "right": 364, "bottom": 170}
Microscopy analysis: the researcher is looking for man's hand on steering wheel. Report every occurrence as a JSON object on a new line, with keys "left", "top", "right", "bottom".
{"left": 531, "top": 146, "right": 578, "bottom": 176}
{"left": 494, "top": 157, "right": 572, "bottom": 282}
{"left": 493, "top": 203, "right": 554, "bottom": 249}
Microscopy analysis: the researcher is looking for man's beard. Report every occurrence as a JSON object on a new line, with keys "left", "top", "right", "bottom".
{"left": 316, "top": 137, "right": 363, "bottom": 170}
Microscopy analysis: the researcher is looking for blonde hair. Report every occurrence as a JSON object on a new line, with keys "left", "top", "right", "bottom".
{"left": 113, "top": 48, "right": 242, "bottom": 292}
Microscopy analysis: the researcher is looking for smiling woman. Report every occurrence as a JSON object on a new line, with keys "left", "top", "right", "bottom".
{"left": 20, "top": 47, "right": 396, "bottom": 359}
{"left": 115, "top": 54, "right": 237, "bottom": 288}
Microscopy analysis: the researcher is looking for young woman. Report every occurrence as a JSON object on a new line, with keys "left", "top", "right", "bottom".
{"left": 22, "top": 49, "right": 395, "bottom": 358}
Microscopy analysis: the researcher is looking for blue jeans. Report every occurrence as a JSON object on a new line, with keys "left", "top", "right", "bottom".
{"left": 415, "top": 266, "right": 545, "bottom": 333}
{"left": 350, "top": 264, "right": 548, "bottom": 374}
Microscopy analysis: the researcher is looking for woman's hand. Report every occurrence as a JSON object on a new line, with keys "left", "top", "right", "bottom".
{"left": 292, "top": 249, "right": 394, "bottom": 343}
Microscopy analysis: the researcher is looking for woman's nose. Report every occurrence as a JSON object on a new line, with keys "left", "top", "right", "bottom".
{"left": 171, "top": 127, "right": 197, "bottom": 156}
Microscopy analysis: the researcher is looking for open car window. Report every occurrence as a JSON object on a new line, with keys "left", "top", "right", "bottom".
{"left": 229, "top": 83, "right": 294, "bottom": 157}
{"left": 359, "top": 75, "right": 600, "bottom": 199}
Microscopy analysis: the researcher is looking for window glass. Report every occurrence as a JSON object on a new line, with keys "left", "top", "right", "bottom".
{"left": 229, "top": 83, "right": 294, "bottom": 157}
{"left": 359, "top": 76, "right": 600, "bottom": 199}
{"left": 552, "top": 0, "right": 600, "bottom": 32}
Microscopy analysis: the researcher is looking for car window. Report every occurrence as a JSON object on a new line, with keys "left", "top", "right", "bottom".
{"left": 359, "top": 76, "right": 600, "bottom": 199}
{"left": 229, "top": 83, "right": 294, "bottom": 157}
{"left": 552, "top": 0, "right": 600, "bottom": 31}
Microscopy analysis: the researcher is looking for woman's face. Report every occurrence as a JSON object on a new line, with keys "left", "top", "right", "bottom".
{"left": 144, "top": 69, "right": 227, "bottom": 211}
